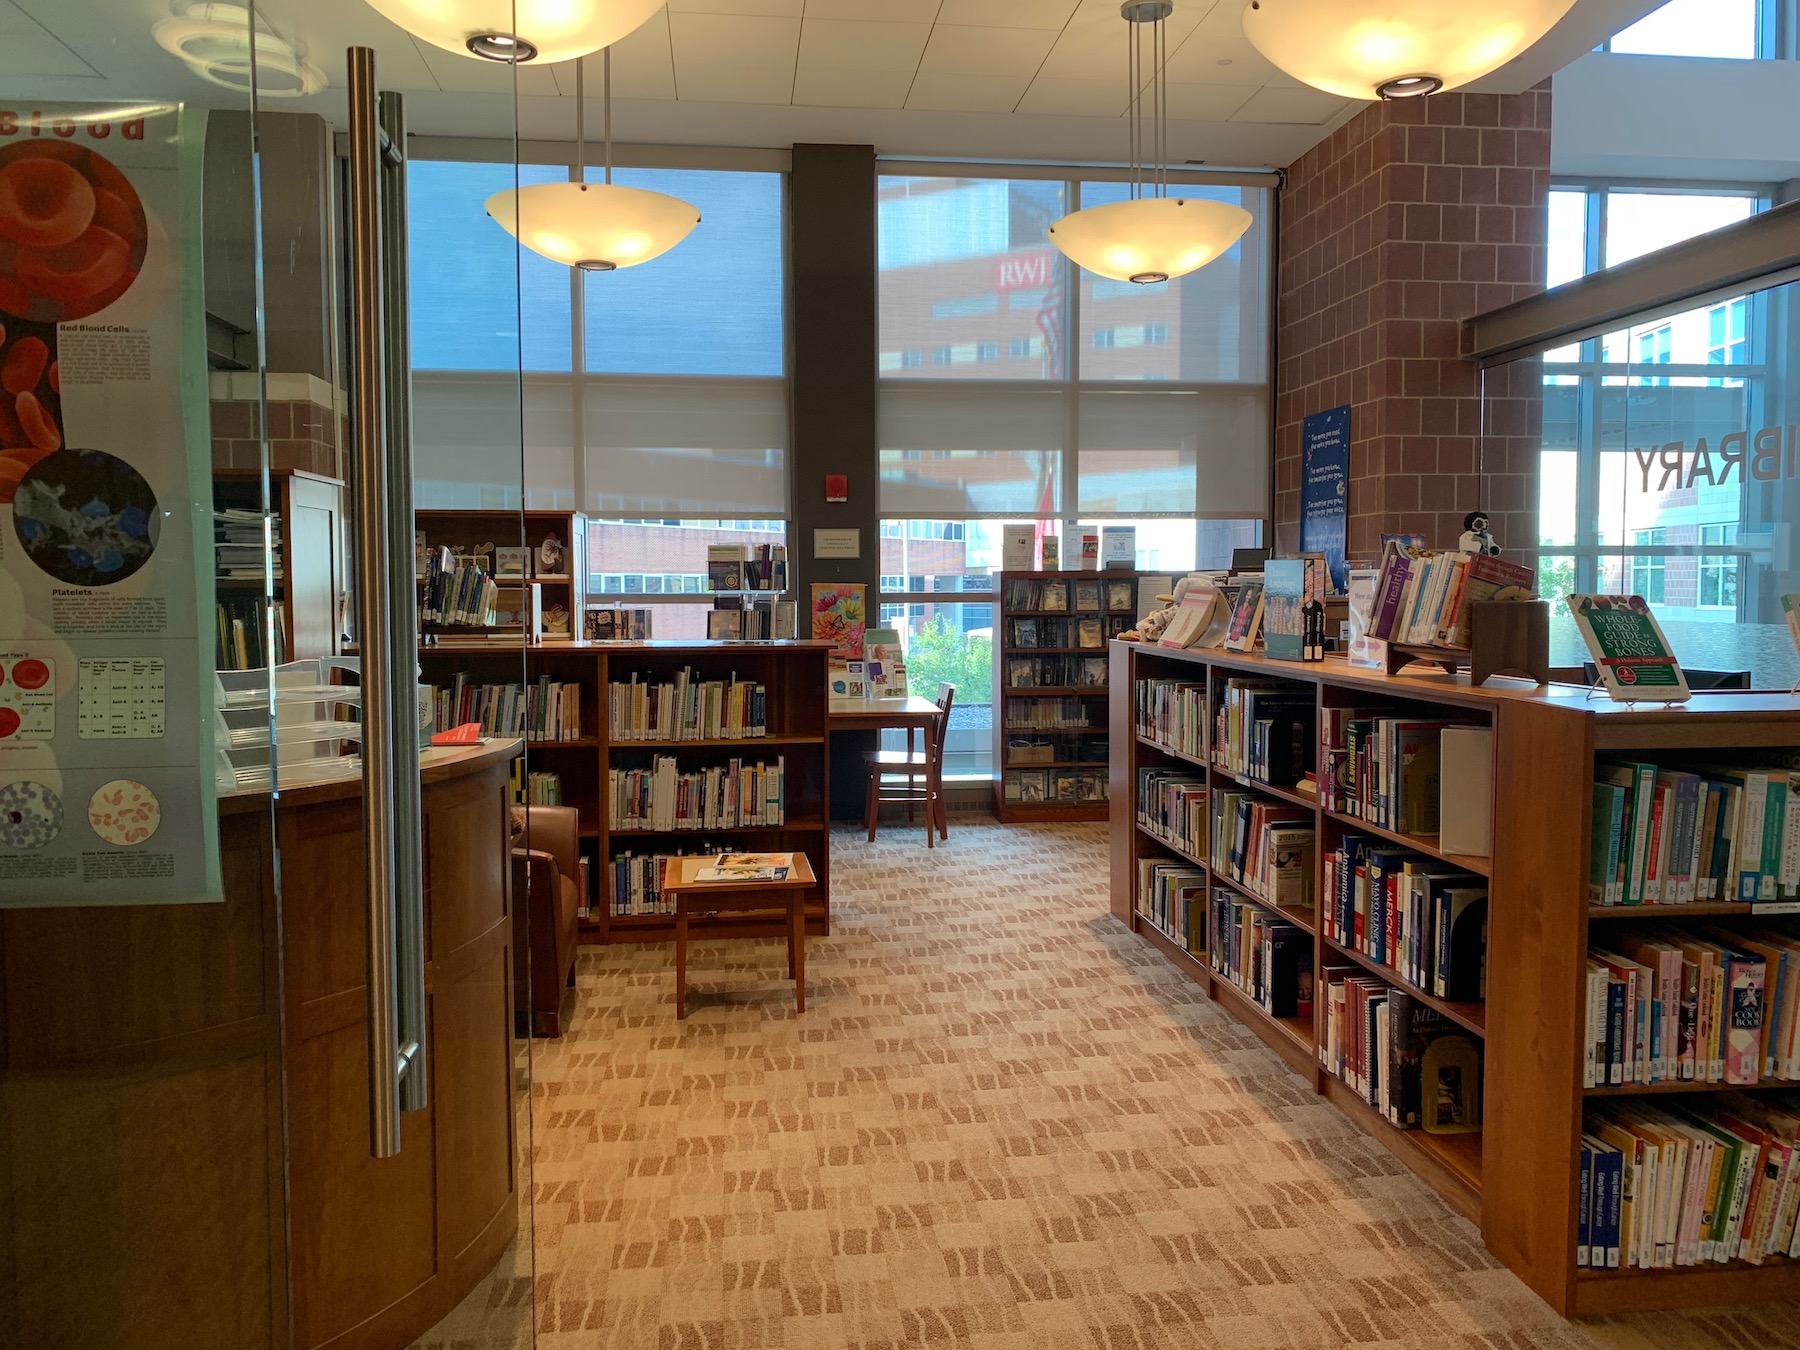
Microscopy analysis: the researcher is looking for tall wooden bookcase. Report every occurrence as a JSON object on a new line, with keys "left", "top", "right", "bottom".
{"left": 991, "top": 568, "right": 1136, "bottom": 822}
{"left": 213, "top": 469, "right": 343, "bottom": 662}
{"left": 414, "top": 508, "right": 587, "bottom": 641}
{"left": 417, "top": 639, "right": 832, "bottom": 945}
{"left": 1109, "top": 639, "right": 1800, "bottom": 1317}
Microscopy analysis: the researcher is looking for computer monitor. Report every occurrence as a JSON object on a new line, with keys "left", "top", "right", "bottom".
{"left": 1230, "top": 547, "right": 1271, "bottom": 570}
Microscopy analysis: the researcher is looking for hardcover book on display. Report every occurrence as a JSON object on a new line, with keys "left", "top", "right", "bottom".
{"left": 1223, "top": 578, "right": 1265, "bottom": 653}
{"left": 1567, "top": 594, "right": 1691, "bottom": 703}
{"left": 1262, "top": 561, "right": 1308, "bottom": 661}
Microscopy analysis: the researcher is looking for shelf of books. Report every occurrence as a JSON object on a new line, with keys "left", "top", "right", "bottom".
{"left": 214, "top": 470, "right": 343, "bottom": 666}
{"left": 1109, "top": 637, "right": 1800, "bottom": 1316}
{"left": 993, "top": 570, "right": 1136, "bottom": 822}
{"left": 414, "top": 509, "right": 588, "bottom": 642}
{"left": 420, "top": 639, "right": 832, "bottom": 944}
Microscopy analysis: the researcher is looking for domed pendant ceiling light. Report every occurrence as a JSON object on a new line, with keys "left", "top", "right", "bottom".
{"left": 361, "top": 0, "right": 664, "bottom": 65}
{"left": 1049, "top": 3, "right": 1252, "bottom": 286}
{"left": 1241, "top": 0, "right": 1577, "bottom": 101}
{"left": 485, "top": 49, "right": 699, "bottom": 273}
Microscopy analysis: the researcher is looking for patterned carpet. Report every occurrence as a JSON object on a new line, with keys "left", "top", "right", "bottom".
{"left": 441, "top": 822, "right": 1800, "bottom": 1349}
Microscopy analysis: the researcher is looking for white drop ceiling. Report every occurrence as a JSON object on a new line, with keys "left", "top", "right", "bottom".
{"left": 4, "top": 0, "right": 1662, "bottom": 169}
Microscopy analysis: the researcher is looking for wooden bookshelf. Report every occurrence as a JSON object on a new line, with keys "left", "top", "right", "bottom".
{"left": 991, "top": 569, "right": 1136, "bottom": 822}
{"left": 416, "top": 639, "right": 831, "bottom": 945}
{"left": 1108, "top": 639, "right": 1800, "bottom": 1317}
{"left": 414, "top": 508, "right": 588, "bottom": 640}
{"left": 213, "top": 469, "right": 344, "bottom": 663}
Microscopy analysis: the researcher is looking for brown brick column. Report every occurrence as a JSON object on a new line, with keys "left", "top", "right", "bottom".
{"left": 1273, "top": 85, "right": 1551, "bottom": 560}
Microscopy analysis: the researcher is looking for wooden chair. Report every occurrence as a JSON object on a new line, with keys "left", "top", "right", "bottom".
{"left": 862, "top": 682, "right": 954, "bottom": 847}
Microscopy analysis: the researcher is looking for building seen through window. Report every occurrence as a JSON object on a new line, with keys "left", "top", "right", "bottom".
{"left": 1500, "top": 181, "right": 1796, "bottom": 684}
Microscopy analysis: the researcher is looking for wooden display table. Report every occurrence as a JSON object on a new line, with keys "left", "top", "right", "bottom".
{"left": 664, "top": 852, "right": 817, "bottom": 1018}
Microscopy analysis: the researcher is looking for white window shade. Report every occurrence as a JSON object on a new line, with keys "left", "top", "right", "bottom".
{"left": 582, "top": 378, "right": 787, "bottom": 517}
{"left": 879, "top": 383, "right": 1064, "bottom": 517}
{"left": 412, "top": 371, "right": 571, "bottom": 510}
{"left": 1077, "top": 387, "right": 1267, "bottom": 518}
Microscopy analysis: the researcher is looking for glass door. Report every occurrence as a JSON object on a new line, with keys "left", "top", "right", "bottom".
{"left": 0, "top": 7, "right": 537, "bottom": 1349}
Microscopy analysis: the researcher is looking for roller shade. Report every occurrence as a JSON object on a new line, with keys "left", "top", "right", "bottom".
{"left": 878, "top": 383, "right": 1063, "bottom": 517}
{"left": 581, "top": 377, "right": 787, "bottom": 517}
{"left": 1076, "top": 386, "right": 1268, "bottom": 518}
{"left": 412, "top": 372, "right": 788, "bottom": 517}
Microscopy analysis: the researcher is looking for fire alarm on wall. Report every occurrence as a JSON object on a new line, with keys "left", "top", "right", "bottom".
{"left": 825, "top": 474, "right": 848, "bottom": 503}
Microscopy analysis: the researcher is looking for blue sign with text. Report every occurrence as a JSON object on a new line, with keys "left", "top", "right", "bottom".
{"left": 1300, "top": 405, "right": 1350, "bottom": 592}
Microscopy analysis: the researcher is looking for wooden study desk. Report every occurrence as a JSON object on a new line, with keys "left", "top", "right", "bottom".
{"left": 664, "top": 852, "right": 818, "bottom": 1018}
{"left": 828, "top": 693, "right": 943, "bottom": 738}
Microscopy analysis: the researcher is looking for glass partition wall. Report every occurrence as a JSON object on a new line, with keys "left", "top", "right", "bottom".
{"left": 1482, "top": 269, "right": 1800, "bottom": 688}
{"left": 0, "top": 8, "right": 538, "bottom": 1350}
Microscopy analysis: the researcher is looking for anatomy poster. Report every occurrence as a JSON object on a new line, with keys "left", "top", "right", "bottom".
{"left": 0, "top": 102, "right": 219, "bottom": 906}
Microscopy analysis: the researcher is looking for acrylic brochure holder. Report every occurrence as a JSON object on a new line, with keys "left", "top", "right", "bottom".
{"left": 215, "top": 657, "right": 432, "bottom": 793}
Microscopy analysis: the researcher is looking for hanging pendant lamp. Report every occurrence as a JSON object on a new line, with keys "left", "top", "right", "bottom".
{"left": 1049, "top": 3, "right": 1251, "bottom": 286}
{"left": 361, "top": 0, "right": 663, "bottom": 64}
{"left": 1242, "top": 0, "right": 1577, "bottom": 101}
{"left": 485, "top": 50, "right": 699, "bottom": 272}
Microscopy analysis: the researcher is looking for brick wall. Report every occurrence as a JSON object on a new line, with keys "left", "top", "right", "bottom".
{"left": 1273, "top": 86, "right": 1552, "bottom": 560}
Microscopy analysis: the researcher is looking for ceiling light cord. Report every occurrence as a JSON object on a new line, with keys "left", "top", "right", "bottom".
{"left": 575, "top": 55, "right": 586, "bottom": 187}
{"left": 604, "top": 46, "right": 614, "bottom": 187}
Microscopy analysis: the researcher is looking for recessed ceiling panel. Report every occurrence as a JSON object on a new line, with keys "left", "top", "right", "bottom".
{"left": 1015, "top": 76, "right": 1129, "bottom": 118}
{"left": 670, "top": 11, "right": 802, "bottom": 65}
{"left": 675, "top": 59, "right": 799, "bottom": 104}
{"left": 792, "top": 65, "right": 913, "bottom": 108}
{"left": 916, "top": 23, "right": 1058, "bottom": 78}
{"left": 905, "top": 69, "right": 1033, "bottom": 113}
{"left": 1229, "top": 85, "right": 1351, "bottom": 124}
{"left": 798, "top": 17, "right": 931, "bottom": 73}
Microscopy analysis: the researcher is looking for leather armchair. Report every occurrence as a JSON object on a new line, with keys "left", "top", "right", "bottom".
{"left": 511, "top": 805, "right": 581, "bottom": 1037}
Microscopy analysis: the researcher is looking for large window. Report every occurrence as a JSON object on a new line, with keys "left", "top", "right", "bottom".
{"left": 877, "top": 172, "right": 1271, "bottom": 528}
{"left": 876, "top": 169, "right": 1272, "bottom": 776}
{"left": 408, "top": 156, "right": 789, "bottom": 594}
{"left": 1602, "top": 0, "right": 1774, "bottom": 58}
{"left": 1487, "top": 181, "right": 1800, "bottom": 685}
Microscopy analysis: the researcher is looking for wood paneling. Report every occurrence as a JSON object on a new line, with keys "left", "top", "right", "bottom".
{"left": 0, "top": 740, "right": 522, "bottom": 1350}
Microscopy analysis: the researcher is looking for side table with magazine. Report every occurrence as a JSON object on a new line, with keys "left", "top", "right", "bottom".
{"left": 662, "top": 852, "right": 817, "bottom": 1018}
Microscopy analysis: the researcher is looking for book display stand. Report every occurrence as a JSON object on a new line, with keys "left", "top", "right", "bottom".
{"left": 1381, "top": 600, "right": 1550, "bottom": 687}
{"left": 1110, "top": 637, "right": 1800, "bottom": 1316}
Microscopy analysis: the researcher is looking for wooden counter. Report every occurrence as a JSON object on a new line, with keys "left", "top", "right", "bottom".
{"left": 0, "top": 738, "right": 524, "bottom": 1350}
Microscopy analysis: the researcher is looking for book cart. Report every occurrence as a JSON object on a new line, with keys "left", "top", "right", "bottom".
{"left": 992, "top": 569, "right": 1137, "bottom": 822}
{"left": 417, "top": 639, "right": 832, "bottom": 945}
{"left": 1108, "top": 637, "right": 1800, "bottom": 1316}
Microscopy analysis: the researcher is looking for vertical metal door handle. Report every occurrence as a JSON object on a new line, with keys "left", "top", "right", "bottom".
{"left": 347, "top": 45, "right": 404, "bottom": 1160}
{"left": 378, "top": 86, "right": 428, "bottom": 1116}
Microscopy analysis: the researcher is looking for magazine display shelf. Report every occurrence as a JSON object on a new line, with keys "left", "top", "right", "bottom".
{"left": 992, "top": 568, "right": 1137, "bottom": 822}
{"left": 1108, "top": 638, "right": 1800, "bottom": 1317}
